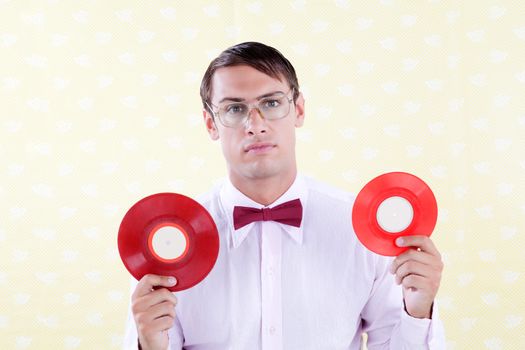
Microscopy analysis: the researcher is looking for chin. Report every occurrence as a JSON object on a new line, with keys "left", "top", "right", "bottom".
{"left": 244, "top": 162, "right": 281, "bottom": 180}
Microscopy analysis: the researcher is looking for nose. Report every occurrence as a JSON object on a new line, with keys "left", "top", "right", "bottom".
{"left": 244, "top": 107, "right": 267, "bottom": 135}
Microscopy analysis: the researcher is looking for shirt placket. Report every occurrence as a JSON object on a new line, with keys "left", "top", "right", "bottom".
{"left": 260, "top": 221, "right": 283, "bottom": 350}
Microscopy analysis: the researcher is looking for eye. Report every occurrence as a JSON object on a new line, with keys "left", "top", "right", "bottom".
{"left": 262, "top": 99, "right": 281, "bottom": 108}
{"left": 225, "top": 104, "right": 246, "bottom": 114}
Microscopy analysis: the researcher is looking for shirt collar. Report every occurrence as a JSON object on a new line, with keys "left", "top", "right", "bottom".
{"left": 219, "top": 174, "right": 308, "bottom": 249}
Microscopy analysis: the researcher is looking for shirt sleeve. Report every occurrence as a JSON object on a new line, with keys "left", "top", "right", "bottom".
{"left": 361, "top": 255, "right": 446, "bottom": 349}
{"left": 122, "top": 278, "right": 185, "bottom": 350}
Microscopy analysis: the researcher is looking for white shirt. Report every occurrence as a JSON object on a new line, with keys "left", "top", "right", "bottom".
{"left": 123, "top": 175, "right": 446, "bottom": 349}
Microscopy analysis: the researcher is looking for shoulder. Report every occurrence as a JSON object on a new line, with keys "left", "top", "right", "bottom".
{"left": 195, "top": 178, "right": 226, "bottom": 206}
{"left": 300, "top": 174, "right": 357, "bottom": 232}
{"left": 194, "top": 178, "right": 228, "bottom": 227}
{"left": 300, "top": 175, "right": 387, "bottom": 269}
{"left": 301, "top": 174, "right": 356, "bottom": 207}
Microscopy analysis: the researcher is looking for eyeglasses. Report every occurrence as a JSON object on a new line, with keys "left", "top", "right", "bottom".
{"left": 206, "top": 88, "right": 295, "bottom": 128}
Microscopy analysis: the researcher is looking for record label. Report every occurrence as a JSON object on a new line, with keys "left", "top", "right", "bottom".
{"left": 118, "top": 193, "right": 219, "bottom": 291}
{"left": 147, "top": 223, "right": 189, "bottom": 263}
{"left": 351, "top": 172, "right": 438, "bottom": 256}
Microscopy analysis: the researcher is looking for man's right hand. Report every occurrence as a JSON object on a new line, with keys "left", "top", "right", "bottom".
{"left": 131, "top": 274, "right": 178, "bottom": 350}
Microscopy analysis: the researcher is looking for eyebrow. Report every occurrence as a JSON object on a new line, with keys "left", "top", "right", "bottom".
{"left": 217, "top": 90, "right": 285, "bottom": 104}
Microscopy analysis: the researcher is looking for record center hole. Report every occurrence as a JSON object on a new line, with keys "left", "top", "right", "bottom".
{"left": 151, "top": 225, "right": 187, "bottom": 260}
{"left": 376, "top": 196, "right": 414, "bottom": 233}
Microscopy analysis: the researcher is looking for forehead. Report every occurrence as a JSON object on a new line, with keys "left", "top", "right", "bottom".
{"left": 210, "top": 65, "right": 288, "bottom": 103}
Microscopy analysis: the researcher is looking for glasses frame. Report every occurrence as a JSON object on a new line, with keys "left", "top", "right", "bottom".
{"left": 206, "top": 88, "right": 295, "bottom": 128}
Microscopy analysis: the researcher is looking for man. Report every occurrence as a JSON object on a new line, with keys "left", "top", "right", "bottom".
{"left": 124, "top": 42, "right": 445, "bottom": 349}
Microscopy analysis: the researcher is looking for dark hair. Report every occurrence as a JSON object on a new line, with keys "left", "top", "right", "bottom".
{"left": 200, "top": 41, "right": 300, "bottom": 114}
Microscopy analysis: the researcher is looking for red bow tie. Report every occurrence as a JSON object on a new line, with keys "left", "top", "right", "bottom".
{"left": 233, "top": 198, "right": 303, "bottom": 230}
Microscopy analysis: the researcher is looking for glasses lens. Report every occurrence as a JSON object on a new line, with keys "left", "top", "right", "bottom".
{"left": 216, "top": 91, "right": 292, "bottom": 127}
{"left": 258, "top": 95, "right": 290, "bottom": 120}
{"left": 218, "top": 103, "right": 247, "bottom": 127}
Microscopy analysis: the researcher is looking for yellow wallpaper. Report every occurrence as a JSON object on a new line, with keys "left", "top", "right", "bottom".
{"left": 1, "top": 0, "right": 524, "bottom": 348}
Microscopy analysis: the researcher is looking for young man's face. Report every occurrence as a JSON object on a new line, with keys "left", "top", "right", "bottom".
{"left": 204, "top": 65, "right": 305, "bottom": 186}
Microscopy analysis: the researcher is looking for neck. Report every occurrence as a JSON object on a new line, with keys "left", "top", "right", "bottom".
{"left": 230, "top": 169, "right": 297, "bottom": 206}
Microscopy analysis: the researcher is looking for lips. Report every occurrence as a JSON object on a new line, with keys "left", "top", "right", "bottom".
{"left": 244, "top": 142, "right": 276, "bottom": 153}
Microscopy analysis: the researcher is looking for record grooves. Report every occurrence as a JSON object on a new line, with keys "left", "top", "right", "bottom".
{"left": 352, "top": 172, "right": 438, "bottom": 256}
{"left": 118, "top": 193, "right": 219, "bottom": 291}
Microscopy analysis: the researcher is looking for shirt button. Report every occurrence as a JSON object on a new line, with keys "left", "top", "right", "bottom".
{"left": 268, "top": 267, "right": 274, "bottom": 276}
{"left": 269, "top": 326, "right": 276, "bottom": 335}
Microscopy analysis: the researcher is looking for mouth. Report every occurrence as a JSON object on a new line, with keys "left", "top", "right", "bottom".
{"left": 244, "top": 142, "right": 276, "bottom": 154}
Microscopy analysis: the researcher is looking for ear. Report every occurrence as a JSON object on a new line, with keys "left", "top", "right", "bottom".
{"left": 293, "top": 92, "right": 305, "bottom": 128}
{"left": 203, "top": 108, "right": 220, "bottom": 140}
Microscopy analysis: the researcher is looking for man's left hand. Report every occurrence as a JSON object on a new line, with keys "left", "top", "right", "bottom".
{"left": 389, "top": 235, "right": 444, "bottom": 319}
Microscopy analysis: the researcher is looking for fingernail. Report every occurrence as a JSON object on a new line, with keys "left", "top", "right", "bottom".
{"left": 168, "top": 277, "right": 177, "bottom": 286}
{"left": 396, "top": 237, "right": 404, "bottom": 246}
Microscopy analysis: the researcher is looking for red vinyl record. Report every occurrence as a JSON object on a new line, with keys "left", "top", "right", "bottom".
{"left": 118, "top": 193, "right": 219, "bottom": 291}
{"left": 352, "top": 172, "right": 438, "bottom": 256}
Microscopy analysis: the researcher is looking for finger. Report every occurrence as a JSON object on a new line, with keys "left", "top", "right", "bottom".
{"left": 134, "top": 300, "right": 177, "bottom": 330}
{"left": 400, "top": 274, "right": 430, "bottom": 291}
{"left": 390, "top": 249, "right": 440, "bottom": 274}
{"left": 150, "top": 315, "right": 176, "bottom": 332}
{"left": 395, "top": 235, "right": 440, "bottom": 257}
{"left": 402, "top": 273, "right": 441, "bottom": 294}
{"left": 138, "top": 315, "right": 175, "bottom": 335}
{"left": 137, "top": 301, "right": 176, "bottom": 324}
{"left": 133, "top": 274, "right": 178, "bottom": 299}
{"left": 133, "top": 288, "right": 178, "bottom": 312}
{"left": 393, "top": 260, "right": 436, "bottom": 285}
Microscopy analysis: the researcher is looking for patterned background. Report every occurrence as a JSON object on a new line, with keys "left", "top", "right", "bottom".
{"left": 1, "top": 0, "right": 524, "bottom": 348}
